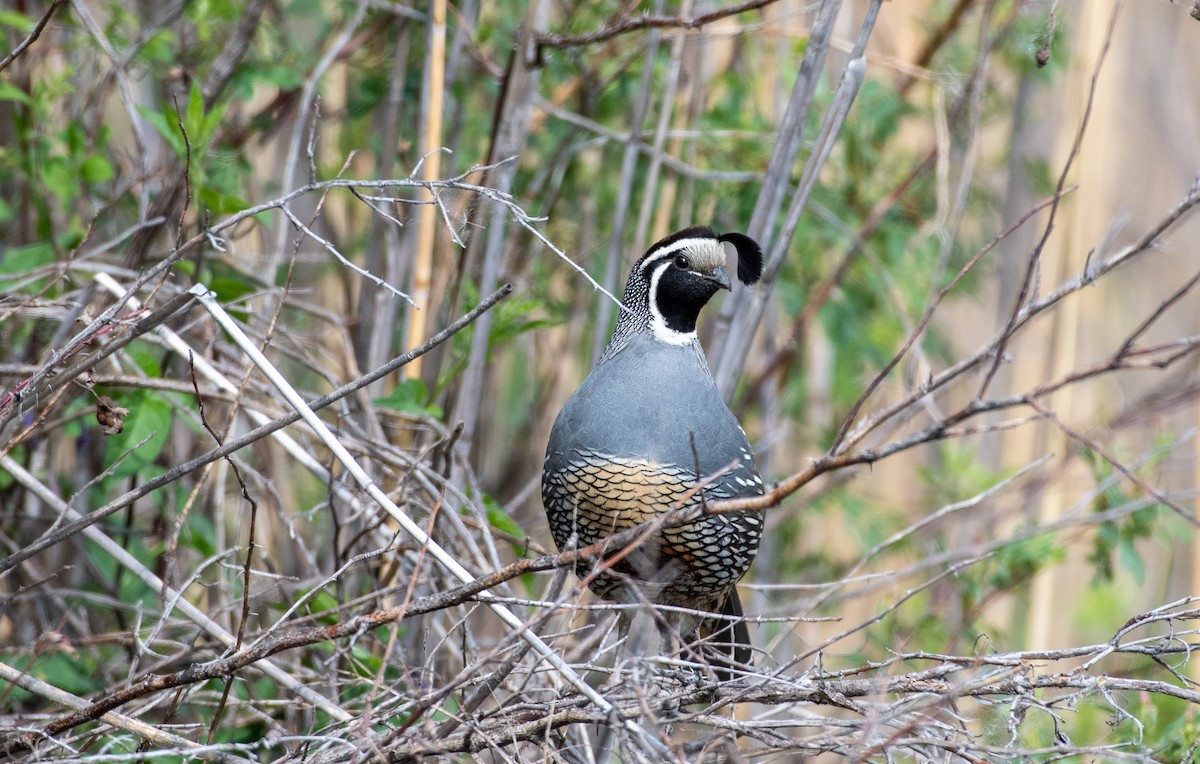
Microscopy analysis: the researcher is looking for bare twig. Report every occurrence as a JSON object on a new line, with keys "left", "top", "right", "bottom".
{"left": 0, "top": 0, "right": 67, "bottom": 73}
{"left": 978, "top": 0, "right": 1123, "bottom": 398}
{"left": 0, "top": 284, "right": 513, "bottom": 577}
{"left": 0, "top": 661, "right": 251, "bottom": 764}
{"left": 534, "top": 0, "right": 777, "bottom": 58}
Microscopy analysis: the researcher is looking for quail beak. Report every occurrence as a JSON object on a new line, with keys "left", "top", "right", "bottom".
{"left": 706, "top": 266, "right": 732, "bottom": 291}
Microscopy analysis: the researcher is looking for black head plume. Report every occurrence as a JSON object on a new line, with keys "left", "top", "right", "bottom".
{"left": 718, "top": 232, "right": 763, "bottom": 285}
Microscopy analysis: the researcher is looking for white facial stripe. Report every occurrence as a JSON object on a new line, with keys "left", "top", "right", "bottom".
{"left": 647, "top": 259, "right": 695, "bottom": 345}
{"left": 639, "top": 237, "right": 726, "bottom": 274}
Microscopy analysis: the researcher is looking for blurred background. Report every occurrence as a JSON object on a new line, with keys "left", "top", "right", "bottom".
{"left": 3, "top": 0, "right": 1200, "bottom": 759}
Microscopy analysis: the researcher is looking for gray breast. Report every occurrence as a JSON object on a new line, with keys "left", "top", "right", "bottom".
{"left": 548, "top": 336, "right": 755, "bottom": 477}
{"left": 542, "top": 333, "right": 764, "bottom": 605}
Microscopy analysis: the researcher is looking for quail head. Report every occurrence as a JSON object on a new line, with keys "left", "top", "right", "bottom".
{"left": 542, "top": 225, "right": 765, "bottom": 674}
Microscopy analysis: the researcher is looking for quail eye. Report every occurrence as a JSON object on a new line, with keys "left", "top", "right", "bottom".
{"left": 674, "top": 255, "right": 691, "bottom": 270}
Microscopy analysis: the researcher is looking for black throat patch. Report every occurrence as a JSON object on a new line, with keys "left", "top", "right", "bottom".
{"left": 652, "top": 262, "right": 721, "bottom": 334}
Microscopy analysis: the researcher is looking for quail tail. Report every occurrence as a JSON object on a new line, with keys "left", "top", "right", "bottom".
{"left": 702, "top": 589, "right": 752, "bottom": 680}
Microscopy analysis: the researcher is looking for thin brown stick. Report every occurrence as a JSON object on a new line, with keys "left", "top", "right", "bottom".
{"left": 0, "top": 284, "right": 513, "bottom": 578}
{"left": 896, "top": 0, "right": 977, "bottom": 95}
{"left": 0, "top": 661, "right": 250, "bottom": 764}
{"left": 833, "top": 181, "right": 1200, "bottom": 459}
{"left": 533, "top": 0, "right": 776, "bottom": 57}
{"left": 978, "top": 0, "right": 1123, "bottom": 398}
{"left": 1029, "top": 399, "right": 1198, "bottom": 528}
{"left": 826, "top": 190, "right": 1065, "bottom": 453}
{"left": 0, "top": 0, "right": 67, "bottom": 73}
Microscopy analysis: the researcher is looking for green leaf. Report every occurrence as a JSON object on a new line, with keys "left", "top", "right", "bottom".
{"left": 0, "top": 10, "right": 33, "bottom": 31}
{"left": 302, "top": 590, "right": 340, "bottom": 624}
{"left": 0, "top": 241, "right": 53, "bottom": 275}
{"left": 259, "top": 65, "right": 304, "bottom": 90}
{"left": 41, "top": 154, "right": 75, "bottom": 205}
{"left": 177, "top": 81, "right": 228, "bottom": 152}
{"left": 80, "top": 155, "right": 114, "bottom": 184}
{"left": 197, "top": 186, "right": 249, "bottom": 216}
{"left": 0, "top": 81, "right": 32, "bottom": 105}
{"left": 102, "top": 391, "right": 173, "bottom": 480}
{"left": 483, "top": 495, "right": 524, "bottom": 540}
{"left": 350, "top": 645, "right": 383, "bottom": 676}
{"left": 0, "top": 242, "right": 54, "bottom": 290}
{"left": 32, "top": 653, "right": 104, "bottom": 697}
{"left": 374, "top": 378, "right": 443, "bottom": 418}
{"left": 137, "top": 28, "right": 177, "bottom": 64}
{"left": 208, "top": 275, "right": 256, "bottom": 322}
{"left": 199, "top": 99, "right": 229, "bottom": 148}
{"left": 186, "top": 81, "right": 204, "bottom": 142}
{"left": 1116, "top": 535, "right": 1145, "bottom": 584}
{"left": 137, "top": 105, "right": 186, "bottom": 157}
{"left": 0, "top": 445, "right": 24, "bottom": 489}
{"left": 125, "top": 344, "right": 163, "bottom": 377}
{"left": 64, "top": 121, "right": 85, "bottom": 154}
{"left": 210, "top": 276, "right": 257, "bottom": 304}
{"left": 182, "top": 512, "right": 217, "bottom": 558}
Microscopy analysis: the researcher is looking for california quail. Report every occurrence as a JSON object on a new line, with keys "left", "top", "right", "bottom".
{"left": 542, "top": 225, "right": 765, "bottom": 673}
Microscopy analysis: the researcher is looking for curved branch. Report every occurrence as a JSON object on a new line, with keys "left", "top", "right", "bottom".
{"left": 534, "top": 0, "right": 777, "bottom": 59}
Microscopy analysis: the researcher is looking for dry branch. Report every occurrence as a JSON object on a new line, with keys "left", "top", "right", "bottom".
{"left": 0, "top": 0, "right": 67, "bottom": 73}
{"left": 533, "top": 0, "right": 777, "bottom": 59}
{"left": 4, "top": 3, "right": 1200, "bottom": 762}
{"left": 0, "top": 284, "right": 513, "bottom": 578}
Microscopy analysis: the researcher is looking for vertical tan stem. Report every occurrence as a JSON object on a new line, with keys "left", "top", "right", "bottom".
{"left": 1192, "top": 366, "right": 1200, "bottom": 685}
{"left": 1026, "top": 0, "right": 1114, "bottom": 651}
{"left": 406, "top": 0, "right": 447, "bottom": 375}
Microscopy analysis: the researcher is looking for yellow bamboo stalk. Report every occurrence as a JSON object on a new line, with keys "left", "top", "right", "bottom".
{"left": 405, "top": 0, "right": 447, "bottom": 375}
{"left": 1193, "top": 360, "right": 1200, "bottom": 686}
{"left": 1026, "top": 0, "right": 1115, "bottom": 651}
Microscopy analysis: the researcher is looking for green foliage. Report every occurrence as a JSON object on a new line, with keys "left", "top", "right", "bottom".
{"left": 1153, "top": 709, "right": 1200, "bottom": 762}
{"left": 986, "top": 533, "right": 1063, "bottom": 593}
{"left": 375, "top": 378, "right": 444, "bottom": 418}
{"left": 0, "top": 241, "right": 54, "bottom": 289}
{"left": 24, "top": 652, "right": 107, "bottom": 698}
{"left": 486, "top": 292, "right": 561, "bottom": 349}
{"left": 208, "top": 272, "right": 259, "bottom": 322}
{"left": 439, "top": 284, "right": 561, "bottom": 393}
{"left": 0, "top": 64, "right": 114, "bottom": 240}
{"left": 919, "top": 443, "right": 1009, "bottom": 507}
{"left": 299, "top": 589, "right": 341, "bottom": 625}
{"left": 139, "top": 83, "right": 250, "bottom": 216}
{"left": 82, "top": 535, "right": 159, "bottom": 606}
{"left": 0, "top": 9, "right": 35, "bottom": 31}
{"left": 1080, "top": 445, "right": 1166, "bottom": 585}
{"left": 839, "top": 80, "right": 915, "bottom": 183}
{"left": 101, "top": 390, "right": 174, "bottom": 481}
{"left": 769, "top": 71, "right": 969, "bottom": 426}
{"left": 181, "top": 511, "right": 218, "bottom": 559}
{"left": 2, "top": 2, "right": 1186, "bottom": 758}
{"left": 483, "top": 493, "right": 526, "bottom": 542}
